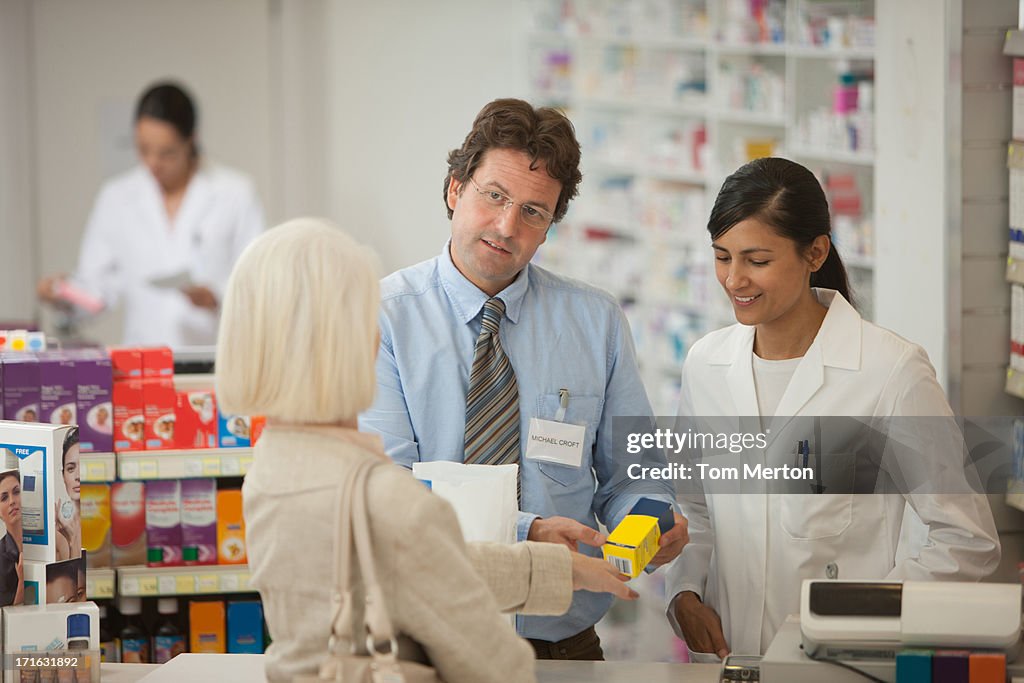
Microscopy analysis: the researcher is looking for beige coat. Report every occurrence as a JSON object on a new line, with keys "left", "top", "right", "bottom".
{"left": 243, "top": 426, "right": 573, "bottom": 683}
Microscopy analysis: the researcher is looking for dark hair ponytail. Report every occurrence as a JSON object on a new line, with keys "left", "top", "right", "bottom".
{"left": 135, "top": 81, "right": 199, "bottom": 158}
{"left": 707, "top": 157, "right": 853, "bottom": 306}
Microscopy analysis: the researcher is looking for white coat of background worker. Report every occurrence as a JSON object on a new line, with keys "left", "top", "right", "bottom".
{"left": 37, "top": 81, "right": 264, "bottom": 347}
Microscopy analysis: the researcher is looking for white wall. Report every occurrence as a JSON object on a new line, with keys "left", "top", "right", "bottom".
{"left": 326, "top": 0, "right": 534, "bottom": 275}
{"left": 874, "top": 0, "right": 953, "bottom": 389}
{"left": 25, "top": 0, "right": 276, "bottom": 343}
{"left": 0, "top": 0, "right": 36, "bottom": 324}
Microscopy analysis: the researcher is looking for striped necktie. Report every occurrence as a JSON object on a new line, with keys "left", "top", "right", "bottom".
{"left": 464, "top": 297, "right": 521, "bottom": 477}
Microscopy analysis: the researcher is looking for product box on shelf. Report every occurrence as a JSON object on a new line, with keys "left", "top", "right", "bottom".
{"left": 0, "top": 467, "right": 22, "bottom": 608}
{"left": 113, "top": 379, "right": 144, "bottom": 452}
{"left": 190, "top": 600, "right": 226, "bottom": 653}
{"left": 181, "top": 479, "right": 217, "bottom": 565}
{"left": 80, "top": 483, "right": 111, "bottom": 569}
{"left": 227, "top": 601, "right": 264, "bottom": 654}
{"left": 1, "top": 352, "right": 40, "bottom": 422}
{"left": 111, "top": 481, "right": 147, "bottom": 566}
{"left": 107, "top": 347, "right": 142, "bottom": 382}
{"left": 250, "top": 415, "right": 266, "bottom": 446}
{"left": 2, "top": 601, "right": 100, "bottom": 683}
{"left": 216, "top": 490, "right": 246, "bottom": 565}
{"left": 174, "top": 389, "right": 217, "bottom": 449}
{"left": 0, "top": 422, "right": 80, "bottom": 564}
{"left": 73, "top": 350, "right": 113, "bottom": 454}
{"left": 141, "top": 346, "right": 173, "bottom": 379}
{"left": 143, "top": 378, "right": 177, "bottom": 450}
{"left": 217, "top": 413, "right": 251, "bottom": 448}
{"left": 38, "top": 352, "right": 76, "bottom": 427}
{"left": 22, "top": 553, "right": 87, "bottom": 605}
{"left": 146, "top": 479, "right": 182, "bottom": 567}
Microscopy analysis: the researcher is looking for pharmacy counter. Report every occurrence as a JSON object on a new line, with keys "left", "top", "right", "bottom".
{"left": 104, "top": 655, "right": 722, "bottom": 682}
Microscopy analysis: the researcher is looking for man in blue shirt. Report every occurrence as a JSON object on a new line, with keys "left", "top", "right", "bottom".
{"left": 360, "top": 98, "right": 687, "bottom": 659}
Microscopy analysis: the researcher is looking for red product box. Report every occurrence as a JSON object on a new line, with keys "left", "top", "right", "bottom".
{"left": 142, "top": 346, "right": 174, "bottom": 379}
{"left": 113, "top": 379, "right": 145, "bottom": 452}
{"left": 143, "top": 378, "right": 177, "bottom": 450}
{"left": 174, "top": 389, "right": 218, "bottom": 449}
{"left": 250, "top": 416, "right": 266, "bottom": 446}
{"left": 108, "top": 347, "right": 143, "bottom": 381}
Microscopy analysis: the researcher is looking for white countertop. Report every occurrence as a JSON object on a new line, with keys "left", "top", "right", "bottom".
{"left": 105, "top": 655, "right": 722, "bottom": 682}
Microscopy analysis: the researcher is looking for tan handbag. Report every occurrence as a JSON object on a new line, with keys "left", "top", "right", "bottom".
{"left": 295, "top": 456, "right": 442, "bottom": 683}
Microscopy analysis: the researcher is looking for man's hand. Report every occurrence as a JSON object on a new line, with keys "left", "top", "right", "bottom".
{"left": 182, "top": 285, "right": 218, "bottom": 311}
{"left": 672, "top": 591, "right": 729, "bottom": 659}
{"left": 528, "top": 516, "right": 606, "bottom": 551}
{"left": 650, "top": 512, "right": 689, "bottom": 567}
{"left": 570, "top": 553, "right": 638, "bottom": 600}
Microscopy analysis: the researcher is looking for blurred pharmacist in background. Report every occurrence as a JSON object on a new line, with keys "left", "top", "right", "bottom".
{"left": 217, "top": 219, "right": 638, "bottom": 683}
{"left": 37, "top": 81, "right": 264, "bottom": 347}
{"left": 360, "top": 98, "right": 688, "bottom": 660}
{"left": 666, "top": 157, "right": 1000, "bottom": 659}
{"left": 0, "top": 470, "right": 23, "bottom": 606}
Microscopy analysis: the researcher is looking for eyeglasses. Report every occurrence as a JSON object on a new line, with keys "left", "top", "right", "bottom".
{"left": 466, "top": 177, "right": 555, "bottom": 230}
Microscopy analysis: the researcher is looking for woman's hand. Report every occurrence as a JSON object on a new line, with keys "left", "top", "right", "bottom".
{"left": 672, "top": 591, "right": 730, "bottom": 659}
{"left": 37, "top": 274, "right": 70, "bottom": 307}
{"left": 570, "top": 553, "right": 638, "bottom": 600}
{"left": 182, "top": 285, "right": 218, "bottom": 311}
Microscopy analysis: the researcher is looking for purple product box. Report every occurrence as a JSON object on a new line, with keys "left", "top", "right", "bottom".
{"left": 0, "top": 352, "right": 40, "bottom": 423}
{"left": 181, "top": 479, "right": 218, "bottom": 565}
{"left": 71, "top": 350, "right": 113, "bottom": 453}
{"left": 38, "top": 352, "right": 77, "bottom": 427}
{"left": 145, "top": 480, "right": 182, "bottom": 567}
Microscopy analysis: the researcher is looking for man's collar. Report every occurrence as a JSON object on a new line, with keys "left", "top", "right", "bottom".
{"left": 437, "top": 239, "right": 528, "bottom": 324}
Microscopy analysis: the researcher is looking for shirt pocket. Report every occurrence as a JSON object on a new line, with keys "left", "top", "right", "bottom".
{"left": 532, "top": 392, "right": 601, "bottom": 486}
{"left": 779, "top": 451, "right": 856, "bottom": 539}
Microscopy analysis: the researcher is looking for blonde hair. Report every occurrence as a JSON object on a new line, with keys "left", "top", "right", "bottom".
{"left": 216, "top": 218, "right": 380, "bottom": 423}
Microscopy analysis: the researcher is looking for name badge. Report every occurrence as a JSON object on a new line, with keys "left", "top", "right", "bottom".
{"left": 526, "top": 418, "right": 585, "bottom": 467}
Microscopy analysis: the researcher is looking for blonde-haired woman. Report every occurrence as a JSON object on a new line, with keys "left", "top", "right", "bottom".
{"left": 219, "top": 218, "right": 635, "bottom": 683}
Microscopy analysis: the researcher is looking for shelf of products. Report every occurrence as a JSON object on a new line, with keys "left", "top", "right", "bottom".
{"left": 118, "top": 564, "right": 252, "bottom": 598}
{"left": 530, "top": 0, "right": 876, "bottom": 413}
{"left": 117, "top": 448, "right": 253, "bottom": 481}
{"left": 86, "top": 568, "right": 116, "bottom": 600}
{"left": 81, "top": 452, "right": 117, "bottom": 483}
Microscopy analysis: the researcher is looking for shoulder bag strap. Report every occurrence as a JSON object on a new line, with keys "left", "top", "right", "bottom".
{"left": 327, "top": 455, "right": 374, "bottom": 652}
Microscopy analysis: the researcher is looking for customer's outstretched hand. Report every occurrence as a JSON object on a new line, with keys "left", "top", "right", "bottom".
{"left": 570, "top": 553, "right": 638, "bottom": 600}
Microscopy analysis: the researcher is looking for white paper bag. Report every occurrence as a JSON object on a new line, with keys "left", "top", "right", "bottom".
{"left": 411, "top": 462, "right": 517, "bottom": 544}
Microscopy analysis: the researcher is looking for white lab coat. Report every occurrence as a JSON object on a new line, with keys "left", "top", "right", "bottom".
{"left": 73, "top": 164, "right": 264, "bottom": 346}
{"left": 666, "top": 289, "right": 999, "bottom": 656}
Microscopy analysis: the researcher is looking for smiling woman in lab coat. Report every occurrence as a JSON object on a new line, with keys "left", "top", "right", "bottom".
{"left": 666, "top": 157, "right": 999, "bottom": 659}
{"left": 38, "top": 81, "right": 264, "bottom": 347}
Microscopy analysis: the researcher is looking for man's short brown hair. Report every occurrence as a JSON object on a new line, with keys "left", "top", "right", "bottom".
{"left": 444, "top": 98, "right": 582, "bottom": 224}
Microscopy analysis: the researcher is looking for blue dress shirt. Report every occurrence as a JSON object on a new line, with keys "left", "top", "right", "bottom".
{"left": 360, "top": 242, "right": 674, "bottom": 642}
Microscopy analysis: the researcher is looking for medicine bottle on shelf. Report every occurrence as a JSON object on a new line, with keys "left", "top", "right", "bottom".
{"left": 118, "top": 596, "right": 150, "bottom": 664}
{"left": 153, "top": 598, "right": 186, "bottom": 663}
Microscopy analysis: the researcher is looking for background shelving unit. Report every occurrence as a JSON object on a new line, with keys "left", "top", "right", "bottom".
{"left": 529, "top": 0, "right": 877, "bottom": 415}
{"left": 117, "top": 447, "right": 253, "bottom": 481}
{"left": 118, "top": 564, "right": 252, "bottom": 598}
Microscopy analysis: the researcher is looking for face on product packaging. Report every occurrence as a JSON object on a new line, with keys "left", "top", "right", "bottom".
{"left": 712, "top": 217, "right": 827, "bottom": 327}
{"left": 447, "top": 148, "right": 560, "bottom": 296}
{"left": 62, "top": 441, "right": 80, "bottom": 503}
{"left": 0, "top": 472, "right": 21, "bottom": 530}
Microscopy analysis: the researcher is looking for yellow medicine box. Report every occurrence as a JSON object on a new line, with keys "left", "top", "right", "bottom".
{"left": 603, "top": 515, "right": 661, "bottom": 579}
